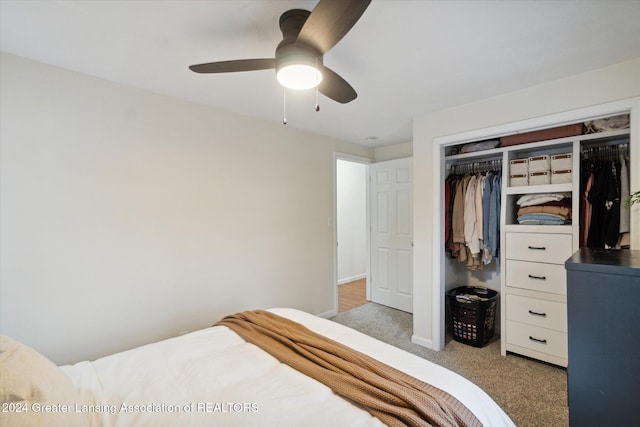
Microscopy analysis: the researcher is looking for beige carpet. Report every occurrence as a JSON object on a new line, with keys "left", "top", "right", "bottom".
{"left": 330, "top": 302, "right": 568, "bottom": 427}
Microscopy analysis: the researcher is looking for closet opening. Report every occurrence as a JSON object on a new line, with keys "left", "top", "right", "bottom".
{"left": 438, "top": 109, "right": 635, "bottom": 368}
{"left": 444, "top": 157, "right": 503, "bottom": 343}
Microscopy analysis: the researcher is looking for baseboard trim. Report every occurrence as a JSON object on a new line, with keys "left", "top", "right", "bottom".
{"left": 337, "top": 274, "right": 366, "bottom": 285}
{"left": 318, "top": 309, "right": 338, "bottom": 318}
{"left": 411, "top": 334, "right": 434, "bottom": 349}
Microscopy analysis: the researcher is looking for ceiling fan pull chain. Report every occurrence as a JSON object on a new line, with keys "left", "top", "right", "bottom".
{"left": 283, "top": 88, "right": 287, "bottom": 125}
{"left": 315, "top": 59, "right": 320, "bottom": 112}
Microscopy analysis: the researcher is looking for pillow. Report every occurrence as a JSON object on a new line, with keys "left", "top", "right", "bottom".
{"left": 0, "top": 335, "right": 86, "bottom": 427}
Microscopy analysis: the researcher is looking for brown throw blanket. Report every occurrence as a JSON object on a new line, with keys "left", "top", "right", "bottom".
{"left": 215, "top": 310, "right": 482, "bottom": 427}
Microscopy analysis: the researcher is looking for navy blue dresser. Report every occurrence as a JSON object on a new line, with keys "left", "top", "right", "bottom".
{"left": 565, "top": 248, "right": 640, "bottom": 427}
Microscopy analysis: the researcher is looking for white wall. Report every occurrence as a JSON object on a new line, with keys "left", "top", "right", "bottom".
{"left": 374, "top": 141, "right": 412, "bottom": 162}
{"left": 0, "top": 53, "right": 374, "bottom": 364}
{"left": 412, "top": 57, "right": 640, "bottom": 347}
{"left": 336, "top": 160, "right": 367, "bottom": 284}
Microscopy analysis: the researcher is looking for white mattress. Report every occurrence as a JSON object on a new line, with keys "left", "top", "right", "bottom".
{"left": 61, "top": 308, "right": 514, "bottom": 426}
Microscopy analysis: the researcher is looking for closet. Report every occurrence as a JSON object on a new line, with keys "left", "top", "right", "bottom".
{"left": 441, "top": 110, "right": 634, "bottom": 367}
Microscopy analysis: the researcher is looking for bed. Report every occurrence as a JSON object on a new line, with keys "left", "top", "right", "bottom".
{"left": 1, "top": 308, "right": 514, "bottom": 426}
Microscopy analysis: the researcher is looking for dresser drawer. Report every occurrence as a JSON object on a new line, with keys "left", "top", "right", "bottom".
{"left": 506, "top": 232, "right": 573, "bottom": 264}
{"left": 506, "top": 260, "right": 567, "bottom": 295}
{"left": 506, "top": 294, "right": 567, "bottom": 332}
{"left": 506, "top": 320, "right": 567, "bottom": 359}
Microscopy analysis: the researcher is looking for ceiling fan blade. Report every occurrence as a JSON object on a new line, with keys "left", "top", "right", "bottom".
{"left": 189, "top": 58, "right": 275, "bottom": 73}
{"left": 297, "top": 0, "right": 371, "bottom": 55}
{"left": 318, "top": 66, "right": 357, "bottom": 104}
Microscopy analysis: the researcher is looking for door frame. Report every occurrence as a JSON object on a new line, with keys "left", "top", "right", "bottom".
{"left": 333, "top": 153, "right": 372, "bottom": 313}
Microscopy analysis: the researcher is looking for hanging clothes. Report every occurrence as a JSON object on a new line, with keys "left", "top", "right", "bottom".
{"left": 581, "top": 143, "right": 629, "bottom": 249}
{"left": 445, "top": 164, "right": 501, "bottom": 270}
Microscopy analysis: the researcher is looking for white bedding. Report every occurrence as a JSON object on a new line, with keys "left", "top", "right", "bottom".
{"left": 61, "top": 308, "right": 514, "bottom": 426}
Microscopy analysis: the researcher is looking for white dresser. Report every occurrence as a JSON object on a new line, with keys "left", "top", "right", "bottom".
{"left": 500, "top": 136, "right": 579, "bottom": 368}
{"left": 503, "top": 228, "right": 573, "bottom": 366}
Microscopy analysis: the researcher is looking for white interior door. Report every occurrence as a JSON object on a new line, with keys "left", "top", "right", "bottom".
{"left": 370, "top": 157, "right": 413, "bottom": 313}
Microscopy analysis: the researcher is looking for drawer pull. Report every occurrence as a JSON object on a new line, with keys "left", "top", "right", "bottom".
{"left": 528, "top": 310, "right": 547, "bottom": 317}
{"left": 527, "top": 246, "right": 546, "bottom": 250}
{"left": 528, "top": 274, "right": 547, "bottom": 280}
{"left": 529, "top": 336, "right": 547, "bottom": 344}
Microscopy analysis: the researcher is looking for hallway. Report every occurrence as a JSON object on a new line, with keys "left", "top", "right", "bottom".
{"left": 338, "top": 278, "right": 367, "bottom": 313}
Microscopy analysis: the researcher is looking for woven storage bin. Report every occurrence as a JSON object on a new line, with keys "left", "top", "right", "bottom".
{"left": 528, "top": 155, "right": 551, "bottom": 172}
{"left": 529, "top": 170, "right": 551, "bottom": 185}
{"left": 552, "top": 169, "right": 572, "bottom": 184}
{"left": 509, "top": 158, "right": 529, "bottom": 175}
{"left": 509, "top": 173, "right": 528, "bottom": 187}
{"left": 446, "top": 286, "right": 498, "bottom": 348}
{"left": 551, "top": 153, "right": 572, "bottom": 171}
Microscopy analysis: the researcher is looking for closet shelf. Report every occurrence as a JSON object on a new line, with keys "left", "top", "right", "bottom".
{"left": 579, "top": 128, "right": 630, "bottom": 144}
{"left": 444, "top": 128, "right": 630, "bottom": 162}
{"left": 505, "top": 183, "right": 573, "bottom": 195}
{"left": 445, "top": 147, "right": 503, "bottom": 161}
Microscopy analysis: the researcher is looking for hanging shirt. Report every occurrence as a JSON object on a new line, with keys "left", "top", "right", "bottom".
{"left": 488, "top": 174, "right": 501, "bottom": 259}
{"left": 603, "top": 161, "right": 621, "bottom": 248}
{"left": 587, "top": 165, "right": 607, "bottom": 248}
{"left": 452, "top": 176, "right": 470, "bottom": 262}
{"left": 464, "top": 175, "right": 480, "bottom": 256}
{"left": 475, "top": 174, "right": 485, "bottom": 251}
{"left": 619, "top": 153, "right": 630, "bottom": 234}
{"left": 482, "top": 172, "right": 493, "bottom": 265}
{"left": 581, "top": 172, "right": 594, "bottom": 248}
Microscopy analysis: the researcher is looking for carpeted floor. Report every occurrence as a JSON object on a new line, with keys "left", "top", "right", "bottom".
{"left": 330, "top": 302, "right": 568, "bottom": 427}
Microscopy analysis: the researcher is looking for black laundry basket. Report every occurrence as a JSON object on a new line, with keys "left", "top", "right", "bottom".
{"left": 446, "top": 286, "right": 498, "bottom": 348}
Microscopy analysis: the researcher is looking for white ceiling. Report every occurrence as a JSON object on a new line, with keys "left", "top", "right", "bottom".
{"left": 2, "top": 0, "right": 640, "bottom": 147}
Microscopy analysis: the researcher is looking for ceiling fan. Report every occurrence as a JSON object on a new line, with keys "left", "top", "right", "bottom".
{"left": 189, "top": 0, "right": 371, "bottom": 105}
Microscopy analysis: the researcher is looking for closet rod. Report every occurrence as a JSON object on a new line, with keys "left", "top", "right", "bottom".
{"left": 580, "top": 136, "right": 630, "bottom": 149}
{"left": 449, "top": 158, "right": 502, "bottom": 175}
{"left": 581, "top": 143, "right": 628, "bottom": 161}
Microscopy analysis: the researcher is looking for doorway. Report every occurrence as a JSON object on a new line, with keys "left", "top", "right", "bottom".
{"left": 335, "top": 156, "right": 369, "bottom": 313}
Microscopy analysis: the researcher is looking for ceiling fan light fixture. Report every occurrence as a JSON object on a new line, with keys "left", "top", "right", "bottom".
{"left": 189, "top": 1, "right": 371, "bottom": 103}
{"left": 277, "top": 64, "right": 322, "bottom": 90}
